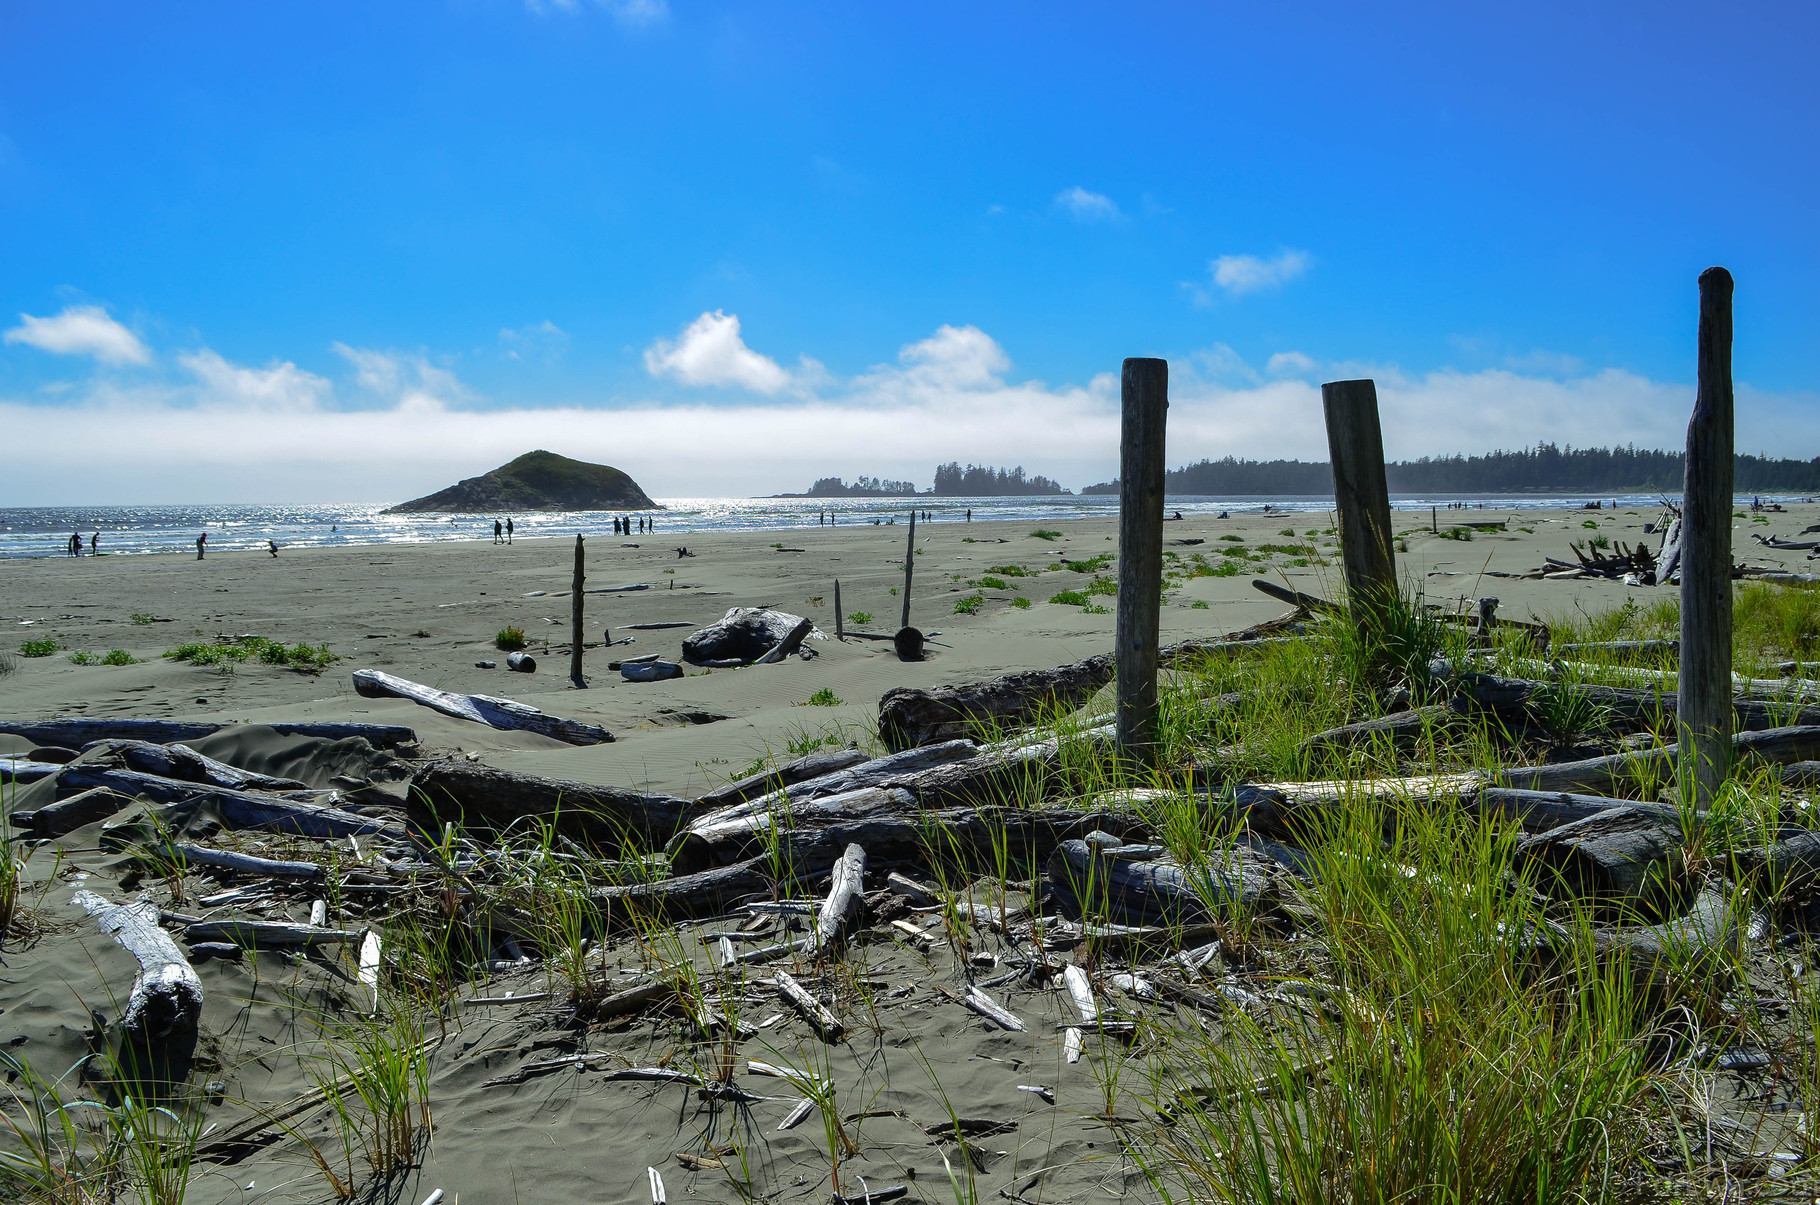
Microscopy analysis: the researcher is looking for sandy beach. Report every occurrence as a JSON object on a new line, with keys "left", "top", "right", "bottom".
{"left": 10, "top": 503, "right": 1815, "bottom": 798}
{"left": 5, "top": 502, "right": 1820, "bottom": 1204}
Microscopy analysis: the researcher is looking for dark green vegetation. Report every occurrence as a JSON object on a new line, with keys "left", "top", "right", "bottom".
{"left": 494, "top": 626, "right": 527, "bottom": 651}
{"left": 930, "top": 462, "right": 1068, "bottom": 495}
{"left": 1083, "top": 442, "right": 1820, "bottom": 494}
{"left": 17, "top": 640, "right": 58, "bottom": 658}
{"left": 163, "top": 636, "right": 338, "bottom": 673}
{"left": 385, "top": 450, "right": 658, "bottom": 513}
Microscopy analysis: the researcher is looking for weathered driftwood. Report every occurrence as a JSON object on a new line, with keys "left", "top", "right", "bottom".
{"left": 1556, "top": 640, "right": 1680, "bottom": 658}
{"left": 351, "top": 669, "right": 613, "bottom": 746}
{"left": 1514, "top": 806, "right": 1687, "bottom": 912}
{"left": 1440, "top": 667, "right": 1820, "bottom": 733}
{"left": 1498, "top": 725, "right": 1820, "bottom": 795}
{"left": 0, "top": 757, "right": 61, "bottom": 784}
{"left": 170, "top": 844, "right": 321, "bottom": 879}
{"left": 682, "top": 608, "right": 815, "bottom": 666}
{"left": 959, "top": 985, "right": 1024, "bottom": 1031}
{"left": 73, "top": 891, "right": 203, "bottom": 1043}
{"left": 1592, "top": 888, "right": 1740, "bottom": 991}
{"left": 669, "top": 795, "right": 1145, "bottom": 881}
{"left": 885, "top": 871, "right": 938, "bottom": 906}
{"left": 696, "top": 748, "right": 871, "bottom": 810}
{"left": 1299, "top": 705, "right": 1452, "bottom": 757}
{"left": 594, "top": 858, "right": 776, "bottom": 927}
{"left": 1731, "top": 829, "right": 1820, "bottom": 894}
{"left": 1, "top": 719, "right": 418, "bottom": 751}
{"left": 13, "top": 785, "right": 131, "bottom": 836}
{"left": 358, "top": 931, "right": 381, "bottom": 1012}
{"left": 1046, "top": 838, "right": 1271, "bottom": 927}
{"left": 775, "top": 970, "right": 841, "bottom": 1040}
{"left": 1117, "top": 357, "right": 1169, "bottom": 760}
{"left": 55, "top": 766, "right": 395, "bottom": 838}
{"left": 86, "top": 740, "right": 309, "bottom": 793}
{"left": 813, "top": 843, "right": 866, "bottom": 952}
{"left": 622, "top": 661, "right": 684, "bottom": 682}
{"left": 410, "top": 760, "right": 693, "bottom": 847}
{"left": 1061, "top": 964, "right": 1099, "bottom": 1023}
{"left": 1469, "top": 787, "right": 1685, "bottom": 834}
{"left": 184, "top": 919, "right": 363, "bottom": 947}
{"left": 1681, "top": 266, "right": 1735, "bottom": 809}
{"left": 877, "top": 636, "right": 1295, "bottom": 752}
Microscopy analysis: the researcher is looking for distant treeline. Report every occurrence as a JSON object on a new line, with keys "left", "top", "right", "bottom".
{"left": 1081, "top": 444, "right": 1820, "bottom": 496}
{"left": 792, "top": 463, "right": 1070, "bottom": 498}
{"left": 931, "top": 463, "right": 1069, "bottom": 496}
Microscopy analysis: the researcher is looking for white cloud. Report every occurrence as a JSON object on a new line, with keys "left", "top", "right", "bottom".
{"left": 178, "top": 350, "right": 331, "bottom": 412}
{"left": 1055, "top": 186, "right": 1121, "bottom": 222}
{"left": 4, "top": 305, "right": 150, "bottom": 366}
{"left": 1201, "top": 250, "right": 1312, "bottom": 298}
{"left": 1267, "top": 351, "right": 1318, "bottom": 376}
{"left": 643, "top": 310, "right": 797, "bottom": 394}
{"left": 499, "top": 319, "right": 570, "bottom": 363}
{"left": 6, "top": 324, "right": 1817, "bottom": 505}
{"left": 525, "top": 0, "right": 666, "bottom": 21}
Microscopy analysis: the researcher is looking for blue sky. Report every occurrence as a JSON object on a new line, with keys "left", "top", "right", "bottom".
{"left": 2, "top": 1, "right": 1815, "bottom": 503}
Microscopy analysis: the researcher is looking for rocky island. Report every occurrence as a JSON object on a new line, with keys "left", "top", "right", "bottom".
{"left": 385, "top": 450, "right": 659, "bottom": 513}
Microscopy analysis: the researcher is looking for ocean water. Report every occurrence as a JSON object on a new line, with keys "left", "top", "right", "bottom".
{"left": 0, "top": 493, "right": 1792, "bottom": 559}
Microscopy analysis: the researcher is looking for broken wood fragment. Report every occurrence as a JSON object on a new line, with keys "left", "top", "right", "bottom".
{"left": 352, "top": 669, "right": 612, "bottom": 745}
{"left": 775, "top": 970, "right": 842, "bottom": 1040}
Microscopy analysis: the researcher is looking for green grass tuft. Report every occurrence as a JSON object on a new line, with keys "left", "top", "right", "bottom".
{"left": 804, "top": 687, "right": 842, "bottom": 706}
{"left": 18, "top": 639, "right": 58, "bottom": 658}
{"left": 1029, "top": 529, "right": 1062, "bottom": 541}
{"left": 953, "top": 593, "right": 985, "bottom": 615}
{"left": 495, "top": 626, "right": 527, "bottom": 651}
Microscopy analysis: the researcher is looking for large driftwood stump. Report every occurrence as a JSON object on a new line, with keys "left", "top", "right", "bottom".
{"left": 73, "top": 891, "right": 203, "bottom": 1044}
{"left": 410, "top": 760, "right": 693, "bottom": 848}
{"left": 814, "top": 843, "right": 867, "bottom": 953}
{"left": 1046, "top": 838, "right": 1270, "bottom": 927}
{"left": 351, "top": 669, "right": 613, "bottom": 745}
{"left": 1514, "top": 806, "right": 1687, "bottom": 914}
{"left": 682, "top": 608, "right": 815, "bottom": 666}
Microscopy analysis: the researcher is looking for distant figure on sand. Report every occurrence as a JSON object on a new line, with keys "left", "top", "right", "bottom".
{"left": 268, "top": 539, "right": 279, "bottom": 557}
{"left": 965, "top": 508, "right": 971, "bottom": 522}
{"left": 493, "top": 519, "right": 503, "bottom": 544}
{"left": 67, "top": 532, "right": 79, "bottom": 556}
{"left": 506, "top": 517, "right": 513, "bottom": 543}
{"left": 196, "top": 532, "right": 207, "bottom": 560}
{"left": 90, "top": 531, "right": 98, "bottom": 554}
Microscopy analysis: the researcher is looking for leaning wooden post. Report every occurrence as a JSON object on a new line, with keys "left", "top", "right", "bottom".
{"left": 1116, "top": 357, "right": 1168, "bottom": 762}
{"left": 834, "top": 580, "right": 844, "bottom": 641}
{"left": 1321, "top": 379, "right": 1398, "bottom": 639}
{"left": 570, "top": 534, "right": 586, "bottom": 688}
{"left": 899, "top": 511, "right": 916, "bottom": 630}
{"left": 1679, "top": 267, "right": 1734, "bottom": 809}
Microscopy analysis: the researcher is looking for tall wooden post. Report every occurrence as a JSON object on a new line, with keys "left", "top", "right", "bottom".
{"left": 570, "top": 534, "right": 586, "bottom": 688}
{"left": 1321, "top": 379, "right": 1397, "bottom": 634}
{"left": 899, "top": 511, "right": 916, "bottom": 630}
{"left": 1116, "top": 358, "right": 1168, "bottom": 761}
{"left": 834, "top": 580, "right": 844, "bottom": 641}
{"left": 1679, "top": 267, "right": 1734, "bottom": 809}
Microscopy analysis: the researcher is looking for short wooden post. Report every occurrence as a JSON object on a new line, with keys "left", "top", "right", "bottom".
{"left": 834, "top": 580, "right": 844, "bottom": 641}
{"left": 1321, "top": 379, "right": 1398, "bottom": 635}
{"left": 1116, "top": 357, "right": 1168, "bottom": 761}
{"left": 570, "top": 535, "right": 586, "bottom": 688}
{"left": 1679, "top": 267, "right": 1734, "bottom": 809}
{"left": 1431, "top": 505, "right": 1437, "bottom": 534}
{"left": 899, "top": 511, "right": 916, "bottom": 630}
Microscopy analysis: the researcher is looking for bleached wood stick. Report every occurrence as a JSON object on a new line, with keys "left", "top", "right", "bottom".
{"left": 1061, "top": 965, "right": 1098, "bottom": 1022}
{"left": 814, "top": 842, "right": 867, "bottom": 953}
{"left": 963, "top": 986, "right": 1025, "bottom": 1031}
{"left": 309, "top": 899, "right": 327, "bottom": 926}
{"left": 174, "top": 844, "right": 321, "bottom": 880}
{"left": 73, "top": 891, "right": 203, "bottom": 1043}
{"left": 358, "top": 930, "right": 382, "bottom": 1013}
{"left": 351, "top": 668, "right": 613, "bottom": 745}
{"left": 747, "top": 1059, "right": 829, "bottom": 1094}
{"left": 184, "top": 919, "right": 362, "bottom": 946}
{"left": 777, "top": 1098, "right": 816, "bottom": 1131}
{"left": 1063, "top": 1027, "right": 1083, "bottom": 1063}
{"left": 775, "top": 970, "right": 842, "bottom": 1040}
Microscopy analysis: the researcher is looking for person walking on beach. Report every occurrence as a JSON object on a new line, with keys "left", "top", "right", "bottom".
{"left": 506, "top": 517, "right": 513, "bottom": 543}
{"left": 493, "top": 519, "right": 503, "bottom": 544}
{"left": 90, "top": 531, "right": 98, "bottom": 554}
{"left": 196, "top": 532, "right": 207, "bottom": 560}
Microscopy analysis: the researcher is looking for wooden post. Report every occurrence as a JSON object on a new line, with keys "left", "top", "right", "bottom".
{"left": 1431, "top": 505, "right": 1437, "bottom": 534}
{"left": 899, "top": 511, "right": 916, "bottom": 630}
{"left": 834, "top": 580, "right": 844, "bottom": 641}
{"left": 570, "top": 535, "right": 586, "bottom": 688}
{"left": 1116, "top": 357, "right": 1168, "bottom": 761}
{"left": 1679, "top": 267, "right": 1734, "bottom": 809}
{"left": 1321, "top": 379, "right": 1397, "bottom": 634}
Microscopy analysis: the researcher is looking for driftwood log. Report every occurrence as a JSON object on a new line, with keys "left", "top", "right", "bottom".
{"left": 410, "top": 760, "right": 694, "bottom": 848}
{"left": 1514, "top": 806, "right": 1687, "bottom": 914}
{"left": 13, "top": 785, "right": 131, "bottom": 836}
{"left": 0, "top": 719, "right": 418, "bottom": 751}
{"left": 1499, "top": 725, "right": 1820, "bottom": 795}
{"left": 73, "top": 891, "right": 203, "bottom": 1044}
{"left": 1731, "top": 830, "right": 1820, "bottom": 893}
{"left": 814, "top": 843, "right": 866, "bottom": 952}
{"left": 54, "top": 766, "right": 397, "bottom": 838}
{"left": 351, "top": 669, "right": 613, "bottom": 746}
{"left": 1440, "top": 667, "right": 1820, "bottom": 733}
{"left": 696, "top": 749, "right": 871, "bottom": 810}
{"left": 183, "top": 920, "right": 363, "bottom": 947}
{"left": 171, "top": 844, "right": 322, "bottom": 880}
{"left": 1469, "top": 787, "right": 1685, "bottom": 834}
{"left": 85, "top": 740, "right": 309, "bottom": 793}
{"left": 1046, "top": 838, "right": 1272, "bottom": 927}
{"left": 877, "top": 635, "right": 1297, "bottom": 752}
{"left": 593, "top": 857, "right": 777, "bottom": 927}
{"left": 682, "top": 608, "right": 815, "bottom": 666}
{"left": 1299, "top": 705, "right": 1452, "bottom": 757}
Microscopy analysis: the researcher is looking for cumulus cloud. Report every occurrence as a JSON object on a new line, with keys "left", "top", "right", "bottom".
{"left": 4, "top": 305, "right": 150, "bottom": 366}
{"left": 6, "top": 322, "right": 1816, "bottom": 505}
{"left": 1055, "top": 186, "right": 1121, "bottom": 222}
{"left": 1196, "top": 250, "right": 1312, "bottom": 299}
{"left": 643, "top": 310, "right": 806, "bottom": 394}
{"left": 1267, "top": 351, "right": 1318, "bottom": 376}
